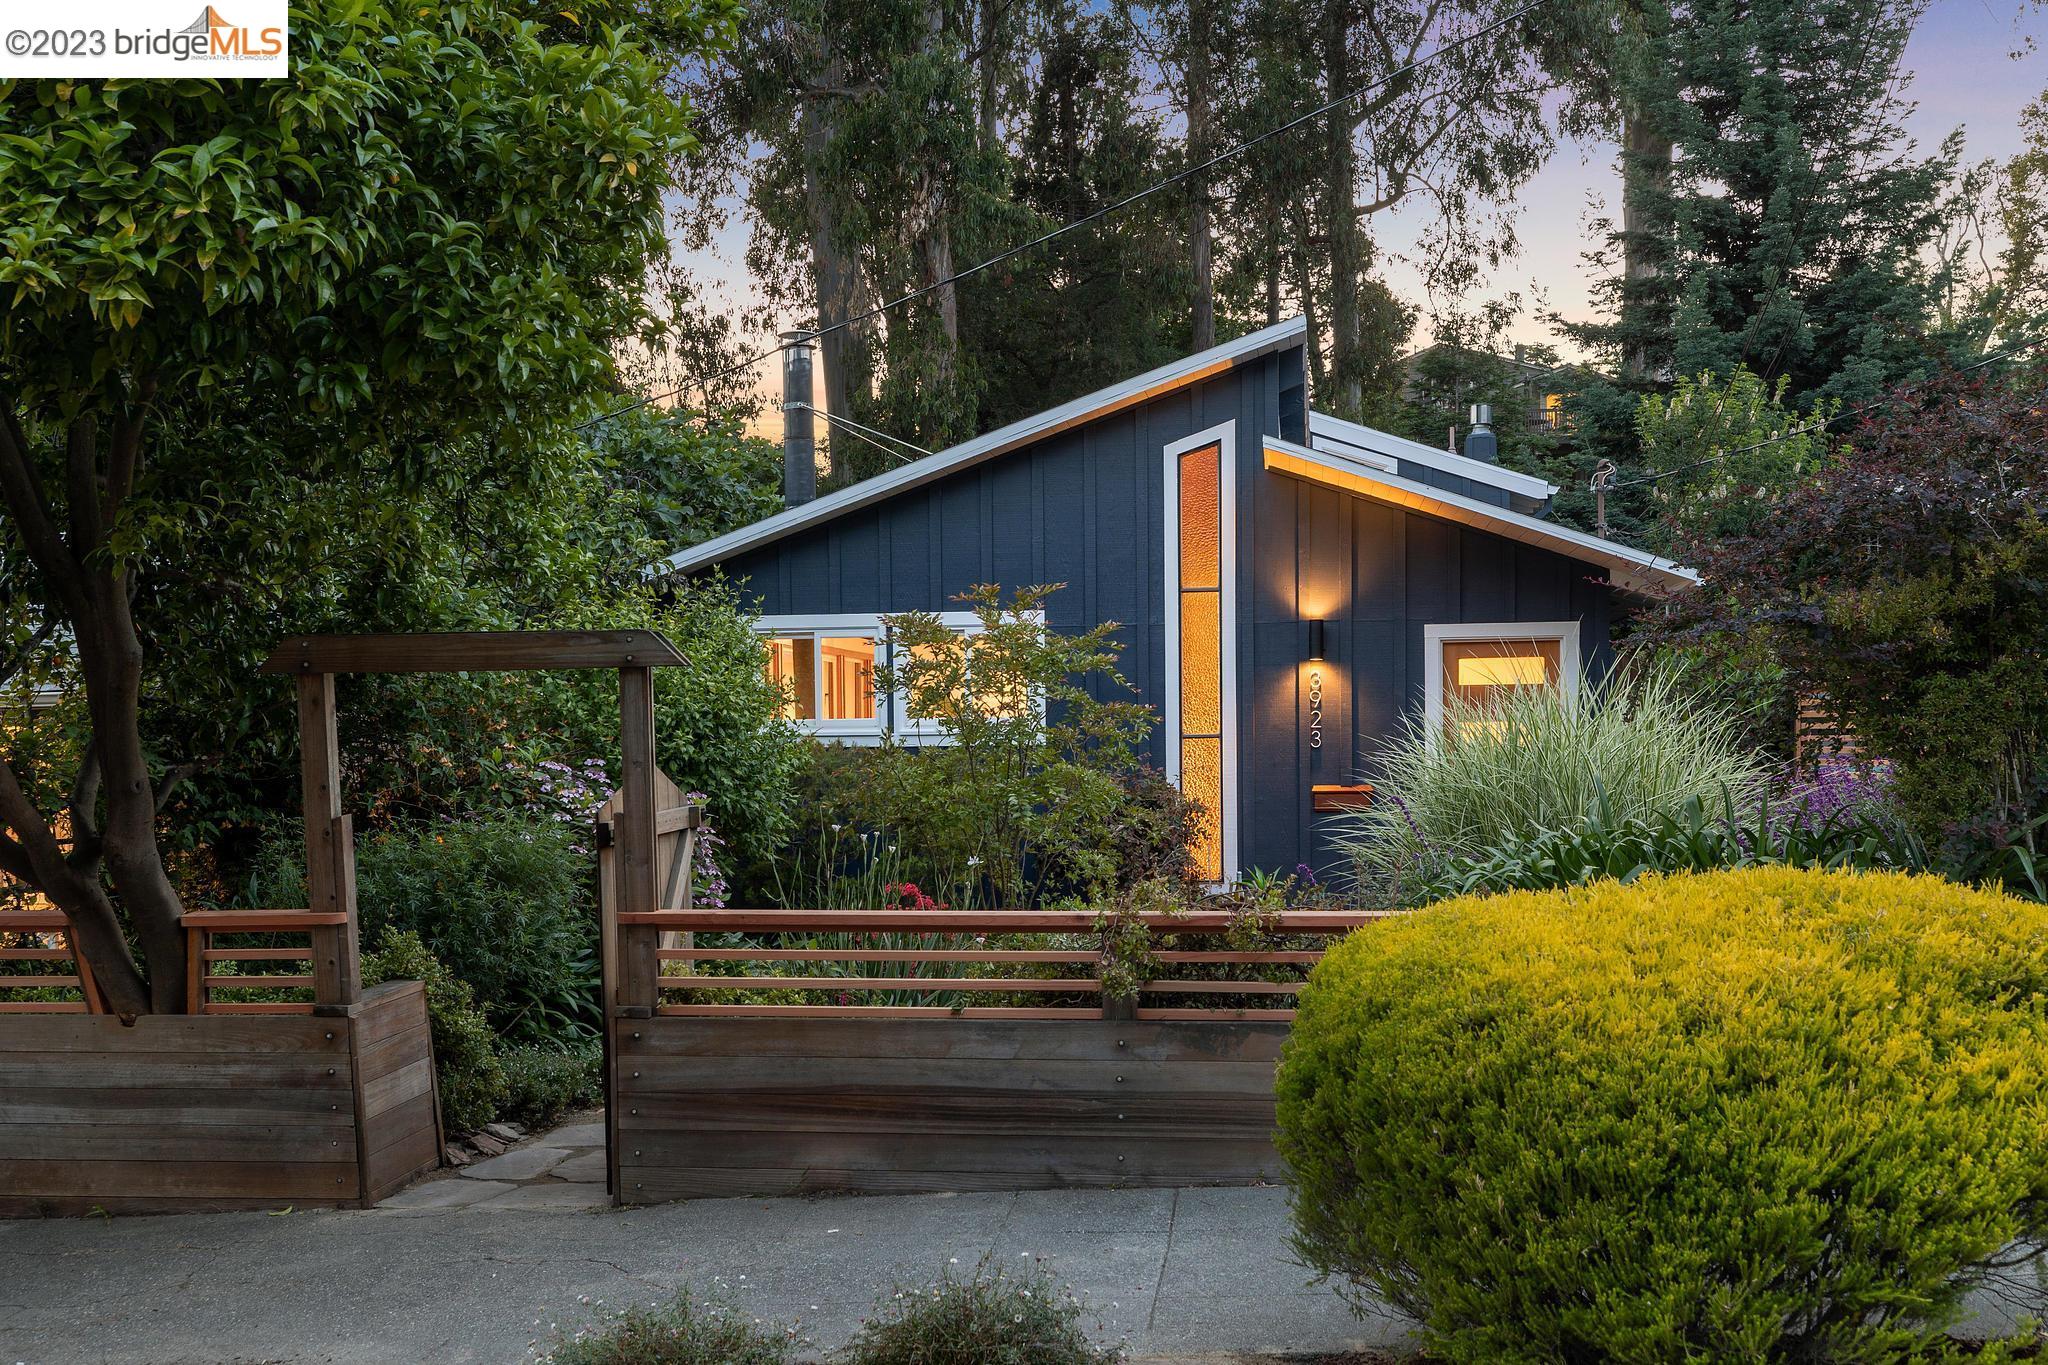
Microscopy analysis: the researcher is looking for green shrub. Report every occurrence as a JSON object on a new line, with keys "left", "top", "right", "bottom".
{"left": 1278, "top": 867, "right": 2048, "bottom": 1362}
{"left": 362, "top": 930, "right": 506, "bottom": 1136}
{"left": 1411, "top": 788, "right": 1929, "bottom": 903}
{"left": 499, "top": 1040, "right": 603, "bottom": 1129}
{"left": 541, "top": 1288, "right": 795, "bottom": 1365}
{"left": 840, "top": 1260, "right": 1120, "bottom": 1365}
{"left": 1334, "top": 655, "right": 1768, "bottom": 900}
{"left": 353, "top": 814, "right": 599, "bottom": 1044}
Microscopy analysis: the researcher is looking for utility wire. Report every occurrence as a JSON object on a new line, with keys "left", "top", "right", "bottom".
{"left": 797, "top": 402, "right": 937, "bottom": 466}
{"left": 576, "top": 0, "right": 1560, "bottom": 435}
{"left": 1613, "top": 327, "right": 2048, "bottom": 491}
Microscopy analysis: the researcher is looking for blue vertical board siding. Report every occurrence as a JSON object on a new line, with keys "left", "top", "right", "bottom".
{"left": 695, "top": 342, "right": 1623, "bottom": 883}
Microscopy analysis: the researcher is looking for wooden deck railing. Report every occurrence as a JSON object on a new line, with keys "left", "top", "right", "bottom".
{"left": 0, "top": 911, "right": 103, "bottom": 1013}
{"left": 183, "top": 910, "right": 352, "bottom": 1014}
{"left": 616, "top": 907, "right": 1393, "bottom": 1022}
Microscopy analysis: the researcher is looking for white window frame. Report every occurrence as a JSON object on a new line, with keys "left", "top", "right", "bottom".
{"left": 1422, "top": 620, "right": 1582, "bottom": 731}
{"left": 754, "top": 610, "right": 1047, "bottom": 746}
{"left": 1163, "top": 420, "right": 1240, "bottom": 886}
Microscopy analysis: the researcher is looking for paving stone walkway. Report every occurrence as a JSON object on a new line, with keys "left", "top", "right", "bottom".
{"left": 374, "top": 1113, "right": 609, "bottom": 1213}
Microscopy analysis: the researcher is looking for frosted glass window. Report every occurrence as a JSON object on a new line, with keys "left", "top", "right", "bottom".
{"left": 1442, "top": 638, "right": 1562, "bottom": 715}
{"left": 1456, "top": 655, "right": 1548, "bottom": 688}
{"left": 820, "top": 638, "right": 876, "bottom": 720}
{"left": 1182, "top": 737, "right": 1223, "bottom": 883}
{"left": 1176, "top": 439, "right": 1225, "bottom": 882}
{"left": 1179, "top": 592, "right": 1221, "bottom": 735}
{"left": 1179, "top": 448, "right": 1221, "bottom": 589}
{"left": 763, "top": 637, "right": 817, "bottom": 721}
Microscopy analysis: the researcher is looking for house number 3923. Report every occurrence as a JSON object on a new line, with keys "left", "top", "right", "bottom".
{"left": 1308, "top": 669, "right": 1323, "bottom": 750}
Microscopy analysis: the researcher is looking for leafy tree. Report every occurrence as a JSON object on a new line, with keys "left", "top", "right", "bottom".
{"left": 1653, "top": 362, "right": 2048, "bottom": 863}
{"left": 1633, "top": 366, "right": 1834, "bottom": 550}
{"left": 1393, "top": 301, "right": 1559, "bottom": 477}
{"left": 0, "top": 0, "right": 740, "bottom": 1014}
{"left": 836, "top": 583, "right": 1156, "bottom": 905}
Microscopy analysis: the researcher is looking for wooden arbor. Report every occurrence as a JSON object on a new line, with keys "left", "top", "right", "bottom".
{"left": 257, "top": 628, "right": 689, "bottom": 1007}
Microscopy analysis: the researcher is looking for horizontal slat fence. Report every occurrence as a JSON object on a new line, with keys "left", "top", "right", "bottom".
{"left": 182, "top": 910, "right": 348, "bottom": 1014}
{"left": 609, "top": 906, "right": 1385, "bottom": 1202}
{"left": 0, "top": 911, "right": 103, "bottom": 1014}
{"left": 619, "top": 907, "right": 1386, "bottom": 1021}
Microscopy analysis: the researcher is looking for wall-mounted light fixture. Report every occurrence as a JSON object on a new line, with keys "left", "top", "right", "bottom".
{"left": 1306, "top": 619, "right": 1327, "bottom": 662}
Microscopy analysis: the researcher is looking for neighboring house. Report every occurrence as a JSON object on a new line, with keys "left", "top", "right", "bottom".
{"left": 662, "top": 318, "right": 1693, "bottom": 882}
{"left": 1399, "top": 342, "right": 1599, "bottom": 437}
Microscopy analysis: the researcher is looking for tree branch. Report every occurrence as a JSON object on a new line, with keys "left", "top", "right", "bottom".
{"left": 0, "top": 617, "right": 57, "bottom": 690}
{"left": 153, "top": 759, "right": 197, "bottom": 818}
{"left": 0, "top": 404, "right": 88, "bottom": 620}
{"left": 0, "top": 826, "right": 37, "bottom": 889}
{"left": 65, "top": 413, "right": 102, "bottom": 563}
{"left": 68, "top": 738, "right": 102, "bottom": 858}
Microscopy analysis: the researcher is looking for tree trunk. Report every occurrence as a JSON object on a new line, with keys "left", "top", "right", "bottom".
{"left": 801, "top": 64, "right": 865, "bottom": 482}
{"left": 1187, "top": 0, "right": 1216, "bottom": 352}
{"left": 1619, "top": 101, "right": 1672, "bottom": 382}
{"left": 916, "top": 0, "right": 962, "bottom": 394}
{"left": 977, "top": 0, "right": 1002, "bottom": 157}
{"left": 0, "top": 404, "right": 184, "bottom": 1017}
{"left": 1323, "top": 2, "right": 1365, "bottom": 417}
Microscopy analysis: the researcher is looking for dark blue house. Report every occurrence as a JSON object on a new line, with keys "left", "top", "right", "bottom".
{"left": 661, "top": 318, "right": 1692, "bottom": 882}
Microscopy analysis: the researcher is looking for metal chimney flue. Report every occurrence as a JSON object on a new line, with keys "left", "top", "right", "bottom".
{"left": 1462, "top": 402, "right": 1498, "bottom": 464}
{"left": 781, "top": 331, "right": 817, "bottom": 507}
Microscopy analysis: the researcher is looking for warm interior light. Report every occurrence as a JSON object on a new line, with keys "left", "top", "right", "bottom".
{"left": 1456, "top": 654, "right": 1545, "bottom": 688}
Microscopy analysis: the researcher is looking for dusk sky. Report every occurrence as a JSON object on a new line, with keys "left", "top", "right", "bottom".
{"left": 674, "top": 0, "right": 2047, "bottom": 411}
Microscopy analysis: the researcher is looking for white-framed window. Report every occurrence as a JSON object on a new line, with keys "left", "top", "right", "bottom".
{"left": 1422, "top": 621, "right": 1582, "bottom": 734}
{"left": 1164, "top": 420, "right": 1240, "bottom": 886}
{"left": 754, "top": 610, "right": 1044, "bottom": 745}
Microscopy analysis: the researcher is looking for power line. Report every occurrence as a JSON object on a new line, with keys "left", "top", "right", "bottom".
{"left": 797, "top": 402, "right": 936, "bottom": 466}
{"left": 1613, "top": 328, "right": 2048, "bottom": 491}
{"left": 577, "top": 0, "right": 1560, "bottom": 435}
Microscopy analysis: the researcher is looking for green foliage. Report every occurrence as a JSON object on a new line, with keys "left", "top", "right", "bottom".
{"left": 362, "top": 930, "right": 507, "bottom": 1138}
{"left": 793, "top": 584, "right": 1160, "bottom": 907}
{"left": 1409, "top": 788, "right": 1929, "bottom": 904}
{"left": 541, "top": 1289, "right": 795, "bottom": 1365}
{"left": 582, "top": 408, "right": 781, "bottom": 558}
{"left": 1635, "top": 368, "right": 1837, "bottom": 551}
{"left": 840, "top": 1260, "right": 1120, "bottom": 1365}
{"left": 1278, "top": 867, "right": 2048, "bottom": 1363}
{"left": 256, "top": 815, "right": 599, "bottom": 1044}
{"left": 1333, "top": 656, "right": 1770, "bottom": 900}
{"left": 1658, "top": 364, "right": 2048, "bottom": 876}
{"left": 498, "top": 1041, "right": 604, "bottom": 1130}
{"left": 0, "top": 0, "right": 744, "bottom": 1008}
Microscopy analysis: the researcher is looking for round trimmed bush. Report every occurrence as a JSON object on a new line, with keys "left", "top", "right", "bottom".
{"left": 1277, "top": 867, "right": 2048, "bottom": 1362}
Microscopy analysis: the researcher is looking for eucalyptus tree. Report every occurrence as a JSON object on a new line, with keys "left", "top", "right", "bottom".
{"left": 0, "top": 0, "right": 740, "bottom": 1015}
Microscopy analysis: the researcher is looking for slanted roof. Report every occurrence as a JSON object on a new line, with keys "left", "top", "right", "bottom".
{"left": 658, "top": 317, "right": 1311, "bottom": 576}
{"left": 1308, "top": 410, "right": 1557, "bottom": 503}
{"left": 1262, "top": 435, "right": 1696, "bottom": 596}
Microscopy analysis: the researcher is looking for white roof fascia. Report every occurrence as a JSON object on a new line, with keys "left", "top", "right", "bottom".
{"left": 658, "top": 317, "right": 1312, "bottom": 576}
{"left": 1262, "top": 435, "right": 1696, "bottom": 596}
{"left": 1308, "top": 409, "right": 1558, "bottom": 501}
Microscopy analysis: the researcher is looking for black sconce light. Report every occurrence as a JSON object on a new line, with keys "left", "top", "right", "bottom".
{"left": 1306, "top": 619, "right": 1327, "bottom": 662}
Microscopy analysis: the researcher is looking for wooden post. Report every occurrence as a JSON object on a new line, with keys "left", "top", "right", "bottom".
{"left": 297, "top": 672, "right": 361, "bottom": 1009}
{"left": 616, "top": 667, "right": 659, "bottom": 1013}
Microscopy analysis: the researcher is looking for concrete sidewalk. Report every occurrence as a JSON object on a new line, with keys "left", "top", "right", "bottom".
{"left": 0, "top": 1183, "right": 1416, "bottom": 1364}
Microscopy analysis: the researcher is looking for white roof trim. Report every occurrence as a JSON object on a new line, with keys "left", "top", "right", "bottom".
{"left": 658, "top": 317, "right": 1312, "bottom": 576}
{"left": 1262, "top": 435, "right": 1696, "bottom": 595}
{"left": 1309, "top": 410, "right": 1558, "bottom": 501}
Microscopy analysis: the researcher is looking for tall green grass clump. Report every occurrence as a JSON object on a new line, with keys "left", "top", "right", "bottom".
{"left": 1335, "top": 656, "right": 1766, "bottom": 899}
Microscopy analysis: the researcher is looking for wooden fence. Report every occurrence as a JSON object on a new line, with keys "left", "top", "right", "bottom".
{"left": 606, "top": 906, "right": 1383, "bottom": 1202}
{"left": 0, "top": 910, "right": 440, "bottom": 1216}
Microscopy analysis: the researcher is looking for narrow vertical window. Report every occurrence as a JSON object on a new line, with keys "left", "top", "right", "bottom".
{"left": 1178, "top": 443, "right": 1225, "bottom": 882}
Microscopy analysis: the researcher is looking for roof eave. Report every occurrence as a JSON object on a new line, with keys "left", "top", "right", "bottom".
{"left": 1262, "top": 436, "right": 1697, "bottom": 597}
{"left": 655, "top": 317, "right": 1311, "bottom": 576}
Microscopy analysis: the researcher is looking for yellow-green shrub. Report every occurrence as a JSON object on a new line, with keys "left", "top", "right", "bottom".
{"left": 1276, "top": 867, "right": 2048, "bottom": 1362}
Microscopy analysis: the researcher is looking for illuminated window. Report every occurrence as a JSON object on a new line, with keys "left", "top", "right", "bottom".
{"left": 1177, "top": 441, "right": 1226, "bottom": 883}
{"left": 1423, "top": 622, "right": 1580, "bottom": 735}
{"left": 756, "top": 612, "right": 1041, "bottom": 744}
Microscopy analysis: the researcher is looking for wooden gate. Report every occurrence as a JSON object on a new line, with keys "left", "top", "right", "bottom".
{"left": 596, "top": 900, "right": 1382, "bottom": 1204}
